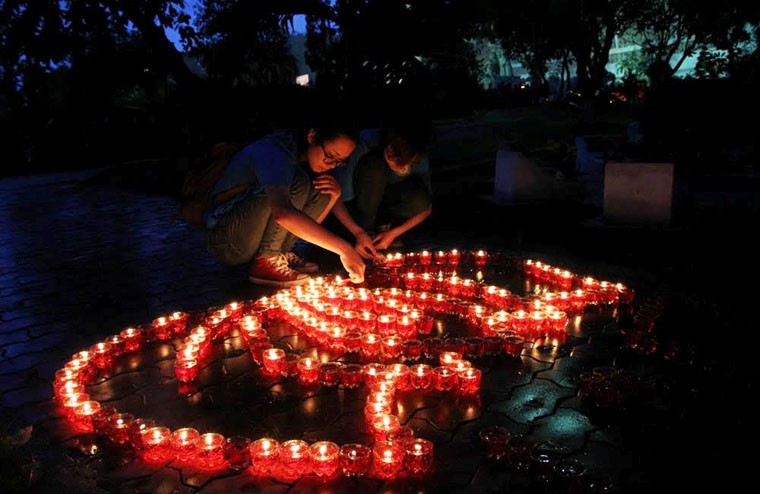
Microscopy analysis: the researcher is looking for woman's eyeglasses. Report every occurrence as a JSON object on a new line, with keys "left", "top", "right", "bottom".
{"left": 321, "top": 143, "right": 348, "bottom": 167}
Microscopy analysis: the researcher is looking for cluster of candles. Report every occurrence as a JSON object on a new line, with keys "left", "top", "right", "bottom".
{"left": 53, "top": 252, "right": 632, "bottom": 481}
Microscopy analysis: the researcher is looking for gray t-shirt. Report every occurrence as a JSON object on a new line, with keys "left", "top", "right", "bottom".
{"left": 205, "top": 131, "right": 301, "bottom": 229}
{"left": 336, "top": 128, "right": 431, "bottom": 202}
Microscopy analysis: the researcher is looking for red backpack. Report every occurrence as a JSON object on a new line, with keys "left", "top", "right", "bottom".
{"left": 179, "top": 142, "right": 242, "bottom": 228}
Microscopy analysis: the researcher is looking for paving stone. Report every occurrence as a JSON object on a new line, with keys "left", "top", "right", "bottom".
{"left": 535, "top": 355, "right": 589, "bottom": 389}
{"left": 490, "top": 379, "right": 577, "bottom": 425}
{"left": 200, "top": 473, "right": 290, "bottom": 493}
{"left": 527, "top": 408, "right": 595, "bottom": 451}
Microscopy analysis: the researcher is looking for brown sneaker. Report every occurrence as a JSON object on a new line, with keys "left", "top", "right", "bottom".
{"left": 248, "top": 254, "right": 310, "bottom": 287}
{"left": 283, "top": 251, "right": 319, "bottom": 274}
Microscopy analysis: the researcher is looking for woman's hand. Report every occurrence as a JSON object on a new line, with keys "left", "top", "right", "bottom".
{"left": 339, "top": 248, "right": 366, "bottom": 283}
{"left": 372, "top": 230, "right": 398, "bottom": 251}
{"left": 354, "top": 231, "right": 380, "bottom": 260}
{"left": 313, "top": 175, "right": 341, "bottom": 200}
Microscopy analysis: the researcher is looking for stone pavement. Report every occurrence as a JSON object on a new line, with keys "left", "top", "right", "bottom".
{"left": 0, "top": 168, "right": 752, "bottom": 493}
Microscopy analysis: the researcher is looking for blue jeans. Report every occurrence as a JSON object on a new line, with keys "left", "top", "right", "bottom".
{"left": 206, "top": 168, "right": 330, "bottom": 265}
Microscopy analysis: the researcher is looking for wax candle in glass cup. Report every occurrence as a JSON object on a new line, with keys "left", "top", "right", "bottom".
{"left": 249, "top": 438, "right": 279, "bottom": 475}
{"left": 309, "top": 441, "right": 340, "bottom": 477}
{"left": 107, "top": 413, "right": 134, "bottom": 444}
{"left": 320, "top": 362, "right": 342, "bottom": 387}
{"left": 142, "top": 426, "right": 173, "bottom": 462}
{"left": 72, "top": 400, "right": 101, "bottom": 433}
{"left": 404, "top": 438, "right": 434, "bottom": 474}
{"left": 373, "top": 441, "right": 403, "bottom": 479}
{"left": 171, "top": 427, "right": 200, "bottom": 462}
{"left": 339, "top": 443, "right": 371, "bottom": 477}
{"left": 195, "top": 432, "right": 226, "bottom": 470}
{"left": 279, "top": 439, "right": 310, "bottom": 478}
{"left": 261, "top": 348, "right": 286, "bottom": 375}
{"left": 340, "top": 363, "right": 364, "bottom": 389}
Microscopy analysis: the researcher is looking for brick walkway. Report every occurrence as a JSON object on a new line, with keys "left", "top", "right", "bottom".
{"left": 0, "top": 169, "right": 746, "bottom": 493}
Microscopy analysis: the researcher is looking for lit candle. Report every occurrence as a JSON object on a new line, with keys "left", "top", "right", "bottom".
{"left": 72, "top": 400, "right": 101, "bottom": 433}
{"left": 382, "top": 336, "right": 402, "bottom": 360}
{"left": 448, "top": 249, "right": 461, "bottom": 266}
{"left": 171, "top": 427, "right": 200, "bottom": 461}
{"left": 107, "top": 413, "right": 134, "bottom": 444}
{"left": 419, "top": 250, "right": 432, "bottom": 266}
{"left": 119, "top": 327, "right": 143, "bottom": 352}
{"left": 195, "top": 432, "right": 225, "bottom": 470}
{"left": 458, "top": 368, "right": 482, "bottom": 394}
{"left": 128, "top": 418, "right": 156, "bottom": 450}
{"left": 434, "top": 250, "right": 447, "bottom": 265}
{"left": 372, "top": 441, "right": 403, "bottom": 478}
{"left": 409, "top": 364, "right": 433, "bottom": 390}
{"left": 142, "top": 426, "right": 173, "bottom": 463}
{"left": 62, "top": 392, "right": 89, "bottom": 417}
{"left": 279, "top": 439, "right": 310, "bottom": 478}
{"left": 432, "top": 366, "right": 458, "bottom": 392}
{"left": 250, "top": 341, "right": 273, "bottom": 366}
{"left": 376, "top": 314, "right": 397, "bottom": 336}
{"left": 309, "top": 441, "right": 340, "bottom": 477}
{"left": 439, "top": 351, "right": 462, "bottom": 367}
{"left": 88, "top": 342, "right": 113, "bottom": 370}
{"left": 297, "top": 357, "right": 320, "bottom": 385}
{"left": 364, "top": 401, "right": 392, "bottom": 422}
{"left": 404, "top": 438, "right": 434, "bottom": 474}
{"left": 262, "top": 348, "right": 286, "bottom": 375}
{"left": 105, "top": 334, "right": 125, "bottom": 358}
{"left": 339, "top": 443, "right": 371, "bottom": 477}
{"left": 389, "top": 363, "right": 410, "bottom": 391}
{"left": 249, "top": 438, "right": 279, "bottom": 475}
{"left": 474, "top": 250, "right": 488, "bottom": 268}
{"left": 397, "top": 315, "right": 416, "bottom": 339}
{"left": 360, "top": 334, "right": 381, "bottom": 357}
{"left": 174, "top": 359, "right": 198, "bottom": 383}
{"left": 372, "top": 414, "right": 401, "bottom": 440}
{"left": 152, "top": 316, "right": 173, "bottom": 341}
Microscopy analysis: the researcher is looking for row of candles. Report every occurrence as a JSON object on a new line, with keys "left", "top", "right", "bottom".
{"left": 379, "top": 249, "right": 488, "bottom": 268}
{"left": 53, "top": 254, "right": 631, "bottom": 481}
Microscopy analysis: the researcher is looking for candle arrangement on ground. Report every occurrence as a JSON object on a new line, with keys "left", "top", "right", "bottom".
{"left": 52, "top": 251, "right": 633, "bottom": 481}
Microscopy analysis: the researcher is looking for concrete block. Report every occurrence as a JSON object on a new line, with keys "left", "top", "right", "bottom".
{"left": 604, "top": 162, "right": 674, "bottom": 225}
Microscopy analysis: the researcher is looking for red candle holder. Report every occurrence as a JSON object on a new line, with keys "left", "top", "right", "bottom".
{"left": 196, "top": 432, "right": 226, "bottom": 470}
{"left": 382, "top": 336, "right": 402, "bottom": 360}
{"left": 434, "top": 250, "right": 447, "bottom": 265}
{"left": 104, "top": 334, "right": 125, "bottom": 358}
{"left": 419, "top": 250, "right": 432, "bottom": 266}
{"left": 171, "top": 427, "right": 200, "bottom": 461}
{"left": 364, "top": 401, "right": 392, "bottom": 423}
{"left": 128, "top": 418, "right": 156, "bottom": 450}
{"left": 409, "top": 364, "right": 433, "bottom": 390}
{"left": 62, "top": 392, "right": 89, "bottom": 417}
{"left": 107, "top": 413, "right": 134, "bottom": 444}
{"left": 142, "top": 426, "right": 173, "bottom": 463}
{"left": 309, "top": 441, "right": 340, "bottom": 478}
{"left": 360, "top": 333, "right": 381, "bottom": 357}
{"left": 389, "top": 363, "right": 410, "bottom": 390}
{"left": 404, "top": 438, "right": 434, "bottom": 474}
{"left": 297, "top": 357, "right": 320, "bottom": 385}
{"left": 432, "top": 366, "right": 458, "bottom": 392}
{"left": 362, "top": 363, "right": 385, "bottom": 387}
{"left": 88, "top": 341, "right": 113, "bottom": 369}
{"left": 386, "top": 425, "right": 414, "bottom": 446}
{"left": 119, "top": 327, "right": 143, "bottom": 352}
{"left": 250, "top": 341, "right": 273, "bottom": 366}
{"left": 396, "top": 315, "right": 416, "bottom": 339}
{"left": 249, "top": 438, "right": 279, "bottom": 475}
{"left": 174, "top": 359, "right": 199, "bottom": 383}
{"left": 367, "top": 391, "right": 394, "bottom": 409}
{"left": 479, "top": 425, "right": 510, "bottom": 459}
{"left": 372, "top": 441, "right": 403, "bottom": 479}
{"left": 376, "top": 314, "right": 397, "bottom": 336}
{"left": 548, "top": 311, "right": 568, "bottom": 332}
{"left": 91, "top": 404, "right": 116, "bottom": 433}
{"left": 320, "top": 362, "right": 342, "bottom": 387}
{"left": 55, "top": 379, "right": 84, "bottom": 402}
{"left": 339, "top": 443, "right": 371, "bottom": 477}
{"left": 279, "top": 439, "right": 310, "bottom": 478}
{"left": 224, "top": 436, "right": 251, "bottom": 472}
{"left": 448, "top": 249, "right": 461, "bottom": 266}
{"left": 340, "top": 363, "right": 364, "bottom": 389}
{"left": 504, "top": 336, "right": 526, "bottom": 357}
{"left": 474, "top": 250, "right": 488, "bottom": 268}
{"left": 72, "top": 400, "right": 101, "bottom": 433}
{"left": 372, "top": 414, "right": 401, "bottom": 440}
{"left": 155, "top": 316, "right": 177, "bottom": 340}
{"left": 262, "top": 348, "right": 286, "bottom": 375}
{"left": 439, "top": 351, "right": 462, "bottom": 367}
{"left": 417, "top": 315, "right": 434, "bottom": 335}
{"left": 458, "top": 368, "right": 482, "bottom": 394}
